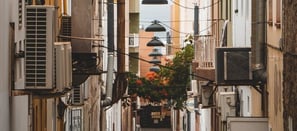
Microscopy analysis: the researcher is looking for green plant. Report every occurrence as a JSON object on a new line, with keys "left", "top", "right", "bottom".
{"left": 128, "top": 44, "right": 194, "bottom": 109}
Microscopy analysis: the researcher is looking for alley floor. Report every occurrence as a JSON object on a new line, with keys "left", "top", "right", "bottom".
{"left": 141, "top": 128, "right": 171, "bottom": 131}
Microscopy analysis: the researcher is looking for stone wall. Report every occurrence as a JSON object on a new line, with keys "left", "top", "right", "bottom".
{"left": 283, "top": 0, "right": 297, "bottom": 131}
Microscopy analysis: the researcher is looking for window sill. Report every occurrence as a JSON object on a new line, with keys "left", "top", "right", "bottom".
{"left": 275, "top": 22, "right": 281, "bottom": 28}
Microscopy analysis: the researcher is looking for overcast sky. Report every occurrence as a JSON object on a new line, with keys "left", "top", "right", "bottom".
{"left": 139, "top": 2, "right": 172, "bottom": 43}
{"left": 139, "top": 3, "right": 171, "bottom": 30}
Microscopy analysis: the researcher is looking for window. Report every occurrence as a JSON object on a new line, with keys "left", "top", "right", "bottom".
{"left": 70, "top": 109, "right": 82, "bottom": 131}
{"left": 275, "top": 0, "right": 281, "bottom": 28}
{"left": 129, "top": 36, "right": 134, "bottom": 46}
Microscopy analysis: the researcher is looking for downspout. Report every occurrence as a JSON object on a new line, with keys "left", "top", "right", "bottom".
{"left": 101, "top": 0, "right": 114, "bottom": 107}
{"left": 251, "top": 0, "right": 268, "bottom": 117}
{"left": 251, "top": 0, "right": 266, "bottom": 83}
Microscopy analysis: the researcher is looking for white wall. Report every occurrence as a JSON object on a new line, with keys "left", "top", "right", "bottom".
{"left": 12, "top": 96, "right": 29, "bottom": 131}
{"left": 199, "top": 0, "right": 212, "bottom": 36}
{"left": 232, "top": 0, "right": 251, "bottom": 47}
{"left": 200, "top": 109, "right": 211, "bottom": 131}
{"left": 179, "top": 0, "right": 195, "bottom": 47}
{"left": 0, "top": 0, "right": 10, "bottom": 131}
{"left": 10, "top": 0, "right": 26, "bottom": 90}
{"left": 238, "top": 86, "right": 252, "bottom": 116}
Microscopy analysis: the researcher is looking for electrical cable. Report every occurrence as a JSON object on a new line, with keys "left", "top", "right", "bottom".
{"left": 169, "top": 0, "right": 221, "bottom": 10}
{"left": 58, "top": 35, "right": 213, "bottom": 81}
{"left": 99, "top": 19, "right": 221, "bottom": 23}
{"left": 98, "top": 44, "right": 213, "bottom": 81}
{"left": 159, "top": 21, "right": 215, "bottom": 35}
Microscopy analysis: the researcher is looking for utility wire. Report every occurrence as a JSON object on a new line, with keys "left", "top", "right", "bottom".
{"left": 98, "top": 44, "right": 214, "bottom": 81}
{"left": 170, "top": 0, "right": 221, "bottom": 10}
{"left": 58, "top": 35, "right": 213, "bottom": 81}
{"left": 160, "top": 21, "right": 215, "bottom": 35}
{"left": 99, "top": 19, "right": 222, "bottom": 22}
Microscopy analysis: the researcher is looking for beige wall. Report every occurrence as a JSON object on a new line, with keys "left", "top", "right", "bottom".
{"left": 266, "top": 0, "right": 283, "bottom": 130}
{"left": 170, "top": 0, "right": 181, "bottom": 54}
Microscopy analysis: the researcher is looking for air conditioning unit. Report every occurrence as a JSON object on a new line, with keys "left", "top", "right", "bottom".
{"left": 54, "top": 42, "right": 72, "bottom": 92}
{"left": 215, "top": 47, "right": 252, "bottom": 85}
{"left": 217, "top": 92, "right": 236, "bottom": 121}
{"left": 129, "top": 33, "right": 139, "bottom": 47}
{"left": 25, "top": 5, "right": 55, "bottom": 89}
{"left": 72, "top": 85, "right": 84, "bottom": 105}
{"left": 25, "top": 6, "right": 72, "bottom": 91}
{"left": 60, "top": 16, "right": 71, "bottom": 41}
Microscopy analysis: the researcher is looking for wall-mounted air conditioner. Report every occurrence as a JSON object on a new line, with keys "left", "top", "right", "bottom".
{"left": 215, "top": 47, "right": 253, "bottom": 85}
{"left": 25, "top": 6, "right": 72, "bottom": 91}
{"left": 217, "top": 92, "right": 236, "bottom": 121}
{"left": 60, "top": 16, "right": 71, "bottom": 42}
{"left": 129, "top": 33, "right": 139, "bottom": 47}
{"left": 54, "top": 42, "right": 72, "bottom": 92}
{"left": 25, "top": 5, "right": 55, "bottom": 89}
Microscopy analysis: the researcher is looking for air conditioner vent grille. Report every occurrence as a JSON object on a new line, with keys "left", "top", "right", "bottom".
{"left": 60, "top": 16, "right": 71, "bottom": 41}
{"left": 72, "top": 86, "right": 83, "bottom": 105}
{"left": 25, "top": 6, "right": 54, "bottom": 89}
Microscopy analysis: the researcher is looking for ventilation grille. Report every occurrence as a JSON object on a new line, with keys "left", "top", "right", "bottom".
{"left": 18, "top": 0, "right": 22, "bottom": 28}
{"left": 72, "top": 86, "right": 83, "bottom": 105}
{"left": 60, "top": 16, "right": 71, "bottom": 41}
{"left": 25, "top": 6, "right": 54, "bottom": 89}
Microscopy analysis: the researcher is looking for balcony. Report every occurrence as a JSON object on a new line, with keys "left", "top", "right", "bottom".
{"left": 193, "top": 35, "right": 217, "bottom": 81}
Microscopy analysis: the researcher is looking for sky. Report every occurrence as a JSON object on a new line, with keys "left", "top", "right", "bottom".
{"left": 139, "top": 2, "right": 172, "bottom": 44}
{"left": 139, "top": 4, "right": 171, "bottom": 28}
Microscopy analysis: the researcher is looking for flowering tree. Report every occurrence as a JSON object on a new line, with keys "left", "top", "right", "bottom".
{"left": 128, "top": 44, "right": 194, "bottom": 109}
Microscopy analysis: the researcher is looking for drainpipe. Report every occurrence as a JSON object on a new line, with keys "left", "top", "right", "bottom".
{"left": 251, "top": 0, "right": 266, "bottom": 83}
{"left": 101, "top": 0, "right": 114, "bottom": 107}
{"left": 251, "top": 0, "right": 268, "bottom": 117}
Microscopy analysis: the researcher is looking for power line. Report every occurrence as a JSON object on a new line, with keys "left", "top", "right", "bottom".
{"left": 98, "top": 44, "right": 213, "bottom": 81}
{"left": 160, "top": 21, "right": 215, "bottom": 35}
{"left": 99, "top": 19, "right": 221, "bottom": 23}
{"left": 170, "top": 0, "right": 221, "bottom": 10}
{"left": 58, "top": 34, "right": 213, "bottom": 81}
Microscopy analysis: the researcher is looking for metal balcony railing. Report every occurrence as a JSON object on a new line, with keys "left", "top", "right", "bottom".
{"left": 194, "top": 36, "right": 217, "bottom": 69}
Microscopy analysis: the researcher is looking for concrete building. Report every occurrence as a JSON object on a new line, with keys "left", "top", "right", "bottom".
{"left": 266, "top": 0, "right": 284, "bottom": 130}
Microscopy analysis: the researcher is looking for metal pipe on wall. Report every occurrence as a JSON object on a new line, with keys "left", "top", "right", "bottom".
{"left": 101, "top": 0, "right": 115, "bottom": 107}
{"left": 251, "top": 0, "right": 266, "bottom": 83}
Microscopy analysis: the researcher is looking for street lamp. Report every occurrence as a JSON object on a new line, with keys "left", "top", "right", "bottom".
{"left": 146, "top": 36, "right": 165, "bottom": 46}
{"left": 149, "top": 56, "right": 161, "bottom": 64}
{"left": 142, "top": 0, "right": 168, "bottom": 4}
{"left": 149, "top": 65, "right": 160, "bottom": 72}
{"left": 145, "top": 20, "right": 166, "bottom": 32}
{"left": 149, "top": 48, "right": 163, "bottom": 56}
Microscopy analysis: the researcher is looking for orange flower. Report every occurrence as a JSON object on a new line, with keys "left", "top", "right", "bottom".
{"left": 136, "top": 79, "right": 143, "bottom": 85}
{"left": 160, "top": 78, "right": 169, "bottom": 86}
{"left": 145, "top": 71, "right": 158, "bottom": 81}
